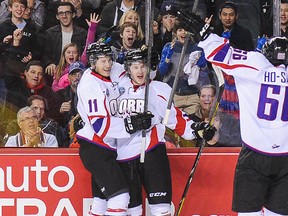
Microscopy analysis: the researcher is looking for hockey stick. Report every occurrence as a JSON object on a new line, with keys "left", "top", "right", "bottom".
{"left": 140, "top": 0, "right": 154, "bottom": 163}
{"left": 163, "top": 33, "right": 191, "bottom": 125}
{"left": 175, "top": 64, "right": 225, "bottom": 216}
{"left": 163, "top": 13, "right": 212, "bottom": 125}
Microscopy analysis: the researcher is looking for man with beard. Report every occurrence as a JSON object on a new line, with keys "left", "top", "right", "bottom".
{"left": 53, "top": 61, "right": 85, "bottom": 147}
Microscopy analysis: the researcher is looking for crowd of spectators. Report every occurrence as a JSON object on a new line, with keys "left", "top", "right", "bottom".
{"left": 0, "top": 0, "right": 287, "bottom": 147}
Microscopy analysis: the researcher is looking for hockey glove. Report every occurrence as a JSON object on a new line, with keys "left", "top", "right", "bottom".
{"left": 256, "top": 36, "right": 267, "bottom": 52}
{"left": 162, "top": 43, "right": 174, "bottom": 59}
{"left": 196, "top": 51, "right": 207, "bottom": 68}
{"left": 124, "top": 112, "right": 154, "bottom": 134}
{"left": 222, "top": 30, "right": 231, "bottom": 39}
{"left": 203, "top": 125, "right": 217, "bottom": 142}
{"left": 177, "top": 9, "right": 212, "bottom": 43}
{"left": 191, "top": 121, "right": 216, "bottom": 141}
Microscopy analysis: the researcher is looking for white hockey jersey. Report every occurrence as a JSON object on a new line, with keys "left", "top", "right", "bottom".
{"left": 76, "top": 66, "right": 130, "bottom": 150}
{"left": 199, "top": 33, "right": 288, "bottom": 155}
{"left": 114, "top": 76, "right": 196, "bottom": 161}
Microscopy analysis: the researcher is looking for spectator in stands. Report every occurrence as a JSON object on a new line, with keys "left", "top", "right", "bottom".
{"left": 158, "top": 21, "right": 211, "bottom": 147}
{"left": 54, "top": 61, "right": 85, "bottom": 146}
{"left": 119, "top": 9, "right": 162, "bottom": 54}
{"left": 281, "top": 0, "right": 288, "bottom": 37}
{"left": 27, "top": 95, "right": 65, "bottom": 146}
{"left": 213, "top": 1, "right": 254, "bottom": 51}
{"left": 4, "top": 60, "right": 56, "bottom": 121}
{"left": 52, "top": 43, "right": 80, "bottom": 92}
{"left": 97, "top": 0, "right": 159, "bottom": 39}
{"left": 118, "top": 9, "right": 144, "bottom": 42}
{"left": 4, "top": 95, "right": 65, "bottom": 147}
{"left": 162, "top": 0, "right": 207, "bottom": 19}
{"left": 158, "top": 20, "right": 210, "bottom": 115}
{"left": 213, "top": 0, "right": 261, "bottom": 46}
{"left": 22, "top": 0, "right": 46, "bottom": 32}
{"left": 5, "top": 106, "right": 58, "bottom": 147}
{"left": 102, "top": 10, "right": 162, "bottom": 60}
{"left": 52, "top": 13, "right": 101, "bottom": 91}
{"left": 158, "top": 2, "right": 177, "bottom": 49}
{"left": 0, "top": 0, "right": 46, "bottom": 33}
{"left": 41, "top": 1, "right": 87, "bottom": 86}
{"left": 213, "top": 1, "right": 253, "bottom": 119}
{"left": 42, "top": 0, "right": 94, "bottom": 31}
{"left": 0, "top": 0, "right": 39, "bottom": 104}
{"left": 185, "top": 84, "right": 220, "bottom": 147}
{"left": 112, "top": 22, "right": 140, "bottom": 64}
{"left": 208, "top": 2, "right": 252, "bottom": 147}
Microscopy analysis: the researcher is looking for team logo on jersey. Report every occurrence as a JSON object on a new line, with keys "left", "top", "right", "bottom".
{"left": 272, "top": 144, "right": 280, "bottom": 149}
{"left": 118, "top": 87, "right": 125, "bottom": 95}
{"left": 105, "top": 89, "right": 110, "bottom": 97}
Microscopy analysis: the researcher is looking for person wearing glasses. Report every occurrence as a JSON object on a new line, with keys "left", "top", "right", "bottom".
{"left": 41, "top": 1, "right": 87, "bottom": 86}
{"left": 5, "top": 106, "right": 58, "bottom": 147}
{"left": 4, "top": 95, "right": 65, "bottom": 147}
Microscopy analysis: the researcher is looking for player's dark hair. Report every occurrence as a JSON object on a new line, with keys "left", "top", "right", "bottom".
{"left": 124, "top": 49, "right": 147, "bottom": 72}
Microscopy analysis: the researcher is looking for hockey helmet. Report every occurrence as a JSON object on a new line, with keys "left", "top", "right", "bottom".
{"left": 124, "top": 49, "right": 147, "bottom": 71}
{"left": 86, "top": 42, "right": 113, "bottom": 65}
{"left": 262, "top": 37, "right": 288, "bottom": 66}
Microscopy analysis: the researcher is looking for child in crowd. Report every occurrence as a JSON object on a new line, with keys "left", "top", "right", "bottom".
{"left": 52, "top": 43, "right": 80, "bottom": 92}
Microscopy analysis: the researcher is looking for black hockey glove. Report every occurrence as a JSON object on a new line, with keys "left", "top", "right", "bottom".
{"left": 191, "top": 122, "right": 216, "bottom": 141}
{"left": 124, "top": 112, "right": 154, "bottom": 134}
{"left": 73, "top": 115, "right": 85, "bottom": 132}
{"left": 203, "top": 125, "right": 217, "bottom": 142}
{"left": 177, "top": 9, "right": 212, "bottom": 43}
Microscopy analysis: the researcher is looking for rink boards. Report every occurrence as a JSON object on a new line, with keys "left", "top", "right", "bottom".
{"left": 0, "top": 147, "right": 240, "bottom": 216}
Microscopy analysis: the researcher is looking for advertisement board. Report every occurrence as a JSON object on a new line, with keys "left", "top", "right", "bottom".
{"left": 0, "top": 148, "right": 240, "bottom": 215}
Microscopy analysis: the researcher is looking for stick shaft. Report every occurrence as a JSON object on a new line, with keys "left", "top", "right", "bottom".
{"left": 175, "top": 66, "right": 225, "bottom": 215}
{"left": 141, "top": 0, "right": 154, "bottom": 163}
{"left": 164, "top": 34, "right": 190, "bottom": 125}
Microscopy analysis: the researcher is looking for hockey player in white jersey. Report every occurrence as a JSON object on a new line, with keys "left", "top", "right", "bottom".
{"left": 76, "top": 42, "right": 154, "bottom": 216}
{"left": 113, "top": 49, "right": 217, "bottom": 216}
{"left": 181, "top": 11, "right": 288, "bottom": 216}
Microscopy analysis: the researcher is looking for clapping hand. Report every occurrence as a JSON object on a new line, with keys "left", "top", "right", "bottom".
{"left": 23, "top": 127, "right": 42, "bottom": 147}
